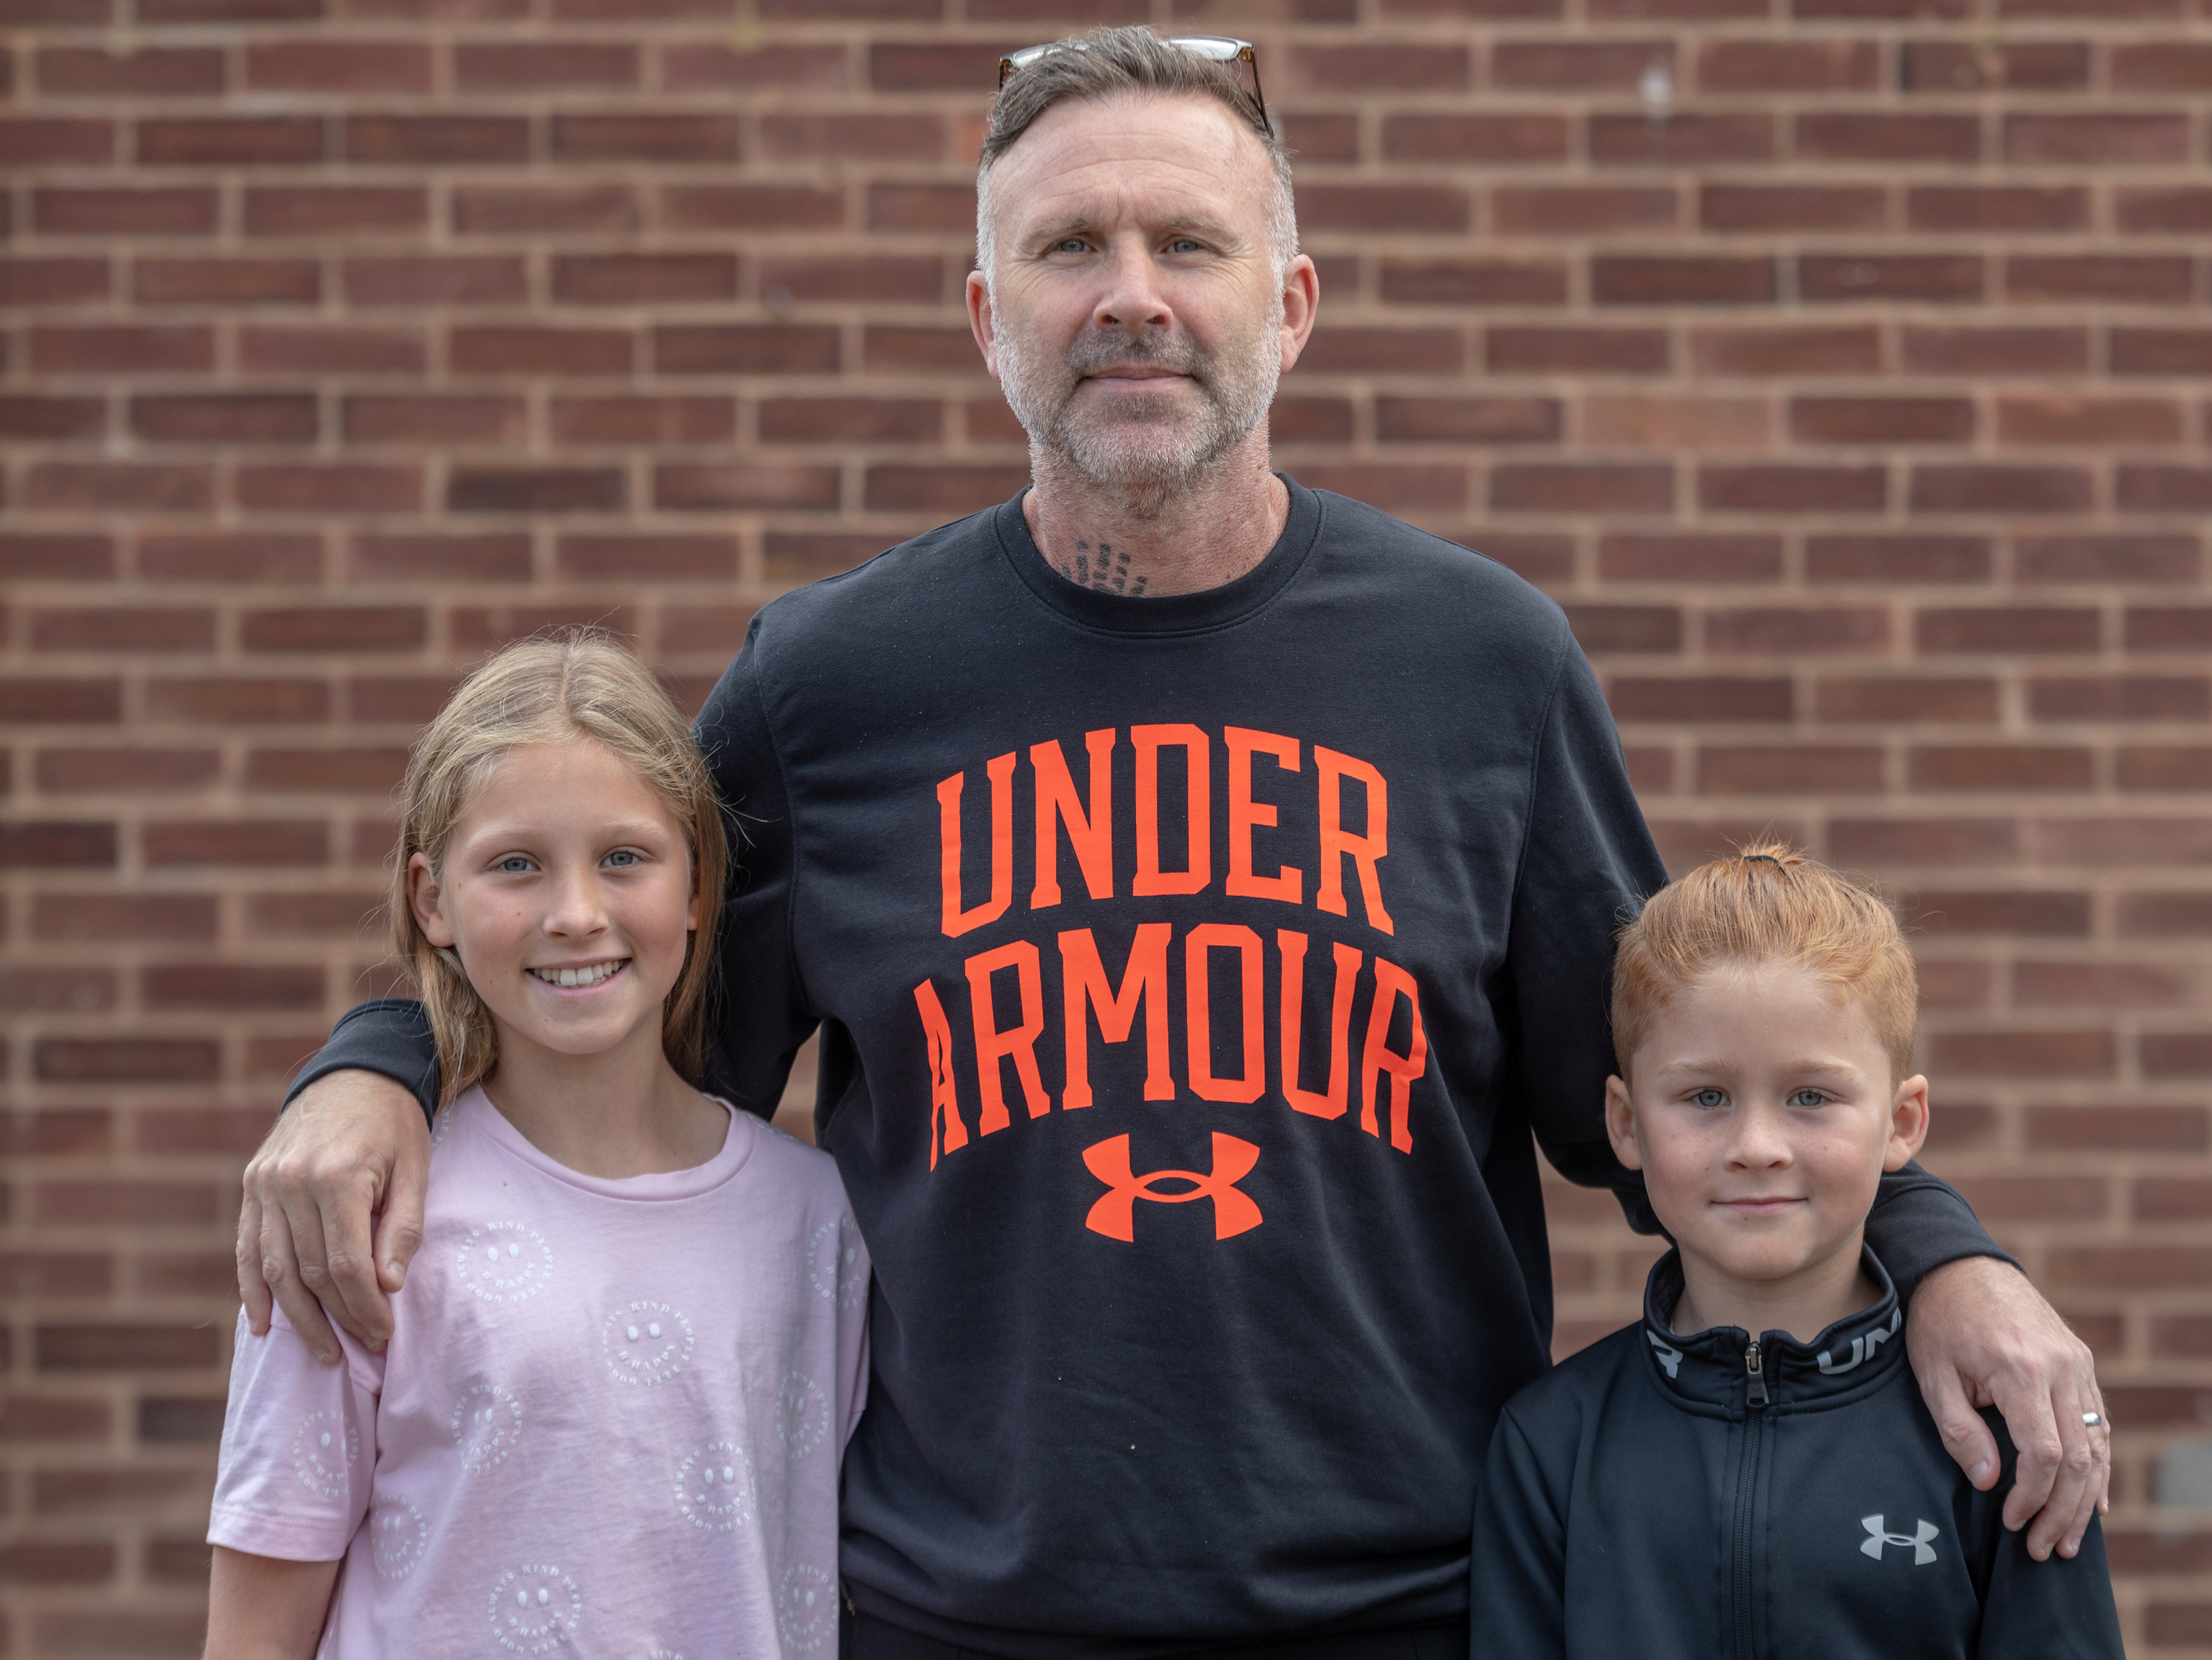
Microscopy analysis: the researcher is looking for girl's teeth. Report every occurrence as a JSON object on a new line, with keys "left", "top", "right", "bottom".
{"left": 538, "top": 962, "right": 619, "bottom": 988}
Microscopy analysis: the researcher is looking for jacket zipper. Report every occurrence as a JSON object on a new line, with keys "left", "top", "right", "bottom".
{"left": 1732, "top": 1340, "right": 1768, "bottom": 1660}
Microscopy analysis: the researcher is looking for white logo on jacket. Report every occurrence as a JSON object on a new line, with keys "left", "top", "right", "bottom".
{"left": 1861, "top": 1514, "right": 1939, "bottom": 1564}
{"left": 1819, "top": 1308, "right": 1902, "bottom": 1375}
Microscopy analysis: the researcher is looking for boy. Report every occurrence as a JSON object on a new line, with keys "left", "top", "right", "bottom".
{"left": 1470, "top": 847, "right": 2123, "bottom": 1658}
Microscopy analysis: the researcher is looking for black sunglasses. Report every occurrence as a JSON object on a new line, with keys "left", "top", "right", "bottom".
{"left": 997, "top": 36, "right": 1269, "bottom": 134}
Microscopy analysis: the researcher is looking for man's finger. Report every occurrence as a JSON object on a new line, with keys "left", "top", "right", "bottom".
{"left": 258, "top": 1193, "right": 341, "bottom": 1364}
{"left": 236, "top": 1185, "right": 273, "bottom": 1336}
{"left": 1990, "top": 1367, "right": 2071, "bottom": 1553}
{"left": 308, "top": 1168, "right": 393, "bottom": 1349}
{"left": 1917, "top": 1359, "right": 2000, "bottom": 1492}
{"left": 378, "top": 1130, "right": 430, "bottom": 1294}
{"left": 2023, "top": 1377, "right": 2104, "bottom": 1561}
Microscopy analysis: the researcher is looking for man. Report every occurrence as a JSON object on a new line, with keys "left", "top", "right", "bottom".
{"left": 242, "top": 29, "right": 2107, "bottom": 1658}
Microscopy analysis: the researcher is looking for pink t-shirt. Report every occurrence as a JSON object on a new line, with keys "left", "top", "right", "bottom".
{"left": 209, "top": 1085, "right": 869, "bottom": 1659}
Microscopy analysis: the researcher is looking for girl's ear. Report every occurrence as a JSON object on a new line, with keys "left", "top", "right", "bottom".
{"left": 408, "top": 851, "right": 457, "bottom": 949}
{"left": 1884, "top": 1074, "right": 1931, "bottom": 1172}
{"left": 685, "top": 851, "right": 700, "bottom": 933}
{"left": 1605, "top": 1074, "right": 1644, "bottom": 1171}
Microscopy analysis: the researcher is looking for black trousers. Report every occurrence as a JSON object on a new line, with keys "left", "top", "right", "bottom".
{"left": 848, "top": 1610, "right": 1470, "bottom": 1660}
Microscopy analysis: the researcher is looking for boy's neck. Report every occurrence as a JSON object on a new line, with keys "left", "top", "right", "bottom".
{"left": 479, "top": 1016, "right": 726, "bottom": 1180}
{"left": 1669, "top": 1227, "right": 1880, "bottom": 1345}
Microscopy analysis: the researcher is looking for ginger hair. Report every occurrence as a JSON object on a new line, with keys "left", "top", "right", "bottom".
{"left": 1610, "top": 844, "right": 1918, "bottom": 1084}
{"left": 388, "top": 632, "right": 726, "bottom": 1106}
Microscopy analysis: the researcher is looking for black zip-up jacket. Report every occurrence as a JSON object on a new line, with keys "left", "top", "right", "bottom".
{"left": 1471, "top": 1248, "right": 2122, "bottom": 1660}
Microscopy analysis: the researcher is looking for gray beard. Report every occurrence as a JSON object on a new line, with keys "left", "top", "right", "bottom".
{"left": 995, "top": 309, "right": 1281, "bottom": 496}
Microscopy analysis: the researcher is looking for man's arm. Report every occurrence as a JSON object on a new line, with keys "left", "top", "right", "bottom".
{"left": 240, "top": 625, "right": 817, "bottom": 1354}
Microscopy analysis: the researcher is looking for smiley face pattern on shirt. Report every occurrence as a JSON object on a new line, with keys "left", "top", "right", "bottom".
{"left": 775, "top": 1563, "right": 837, "bottom": 1654}
{"left": 292, "top": 1408, "right": 357, "bottom": 1500}
{"left": 488, "top": 1563, "right": 582, "bottom": 1656}
{"left": 601, "top": 1299, "right": 694, "bottom": 1387}
{"left": 370, "top": 1494, "right": 427, "bottom": 1581}
{"left": 808, "top": 1216, "right": 867, "bottom": 1312}
{"left": 457, "top": 1222, "right": 554, "bottom": 1306}
{"left": 452, "top": 1380, "right": 525, "bottom": 1472}
{"left": 674, "top": 1441, "right": 754, "bottom": 1533}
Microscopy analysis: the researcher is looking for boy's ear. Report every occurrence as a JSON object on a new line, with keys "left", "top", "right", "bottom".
{"left": 1605, "top": 1074, "right": 1643, "bottom": 1171}
{"left": 1883, "top": 1073, "right": 1931, "bottom": 1171}
{"left": 407, "top": 852, "right": 457, "bottom": 949}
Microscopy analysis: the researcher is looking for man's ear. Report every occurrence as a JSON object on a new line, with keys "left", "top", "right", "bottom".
{"left": 1884, "top": 1074, "right": 1931, "bottom": 1172}
{"left": 1277, "top": 253, "right": 1320, "bottom": 375}
{"left": 966, "top": 268, "right": 1000, "bottom": 380}
{"left": 1605, "top": 1074, "right": 1643, "bottom": 1170}
{"left": 407, "top": 852, "right": 456, "bottom": 949}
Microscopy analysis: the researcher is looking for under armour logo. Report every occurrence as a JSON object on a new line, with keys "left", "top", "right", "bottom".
{"left": 1819, "top": 1308, "right": 1902, "bottom": 1375}
{"left": 1646, "top": 1332, "right": 1683, "bottom": 1379}
{"left": 1081, "top": 1133, "right": 1262, "bottom": 1243}
{"left": 1860, "top": 1515, "right": 1939, "bottom": 1565}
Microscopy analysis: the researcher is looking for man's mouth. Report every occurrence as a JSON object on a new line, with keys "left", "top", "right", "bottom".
{"left": 528, "top": 959, "right": 628, "bottom": 990}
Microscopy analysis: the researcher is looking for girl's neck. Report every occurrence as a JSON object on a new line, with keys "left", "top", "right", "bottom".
{"left": 479, "top": 1016, "right": 726, "bottom": 1179}
{"left": 1670, "top": 1228, "right": 1879, "bottom": 1345}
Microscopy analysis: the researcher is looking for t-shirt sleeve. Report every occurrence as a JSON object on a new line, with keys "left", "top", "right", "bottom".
{"left": 693, "top": 626, "right": 823, "bottom": 1118}
{"left": 1468, "top": 1407, "right": 1568, "bottom": 1660}
{"left": 1505, "top": 632, "right": 1669, "bottom": 1234}
{"left": 281, "top": 997, "right": 440, "bottom": 1125}
{"left": 208, "top": 1308, "right": 382, "bottom": 1561}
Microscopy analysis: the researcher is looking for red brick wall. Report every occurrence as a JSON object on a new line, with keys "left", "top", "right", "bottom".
{"left": 6, "top": 0, "right": 2212, "bottom": 1652}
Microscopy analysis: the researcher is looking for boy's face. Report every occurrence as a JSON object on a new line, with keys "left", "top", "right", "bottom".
{"left": 1606, "top": 960, "right": 1929, "bottom": 1303}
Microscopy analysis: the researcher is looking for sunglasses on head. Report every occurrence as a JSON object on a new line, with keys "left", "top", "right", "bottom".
{"left": 997, "top": 36, "right": 1269, "bottom": 133}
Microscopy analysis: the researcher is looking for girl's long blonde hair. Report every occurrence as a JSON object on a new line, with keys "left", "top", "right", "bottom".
{"left": 388, "top": 633, "right": 727, "bottom": 1106}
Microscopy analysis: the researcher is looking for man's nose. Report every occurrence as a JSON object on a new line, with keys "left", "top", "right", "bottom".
{"left": 1092, "top": 237, "right": 1171, "bottom": 331}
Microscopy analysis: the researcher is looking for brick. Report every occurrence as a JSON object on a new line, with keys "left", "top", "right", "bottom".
{"left": 246, "top": 747, "right": 410, "bottom": 792}
{"left": 1902, "top": 889, "right": 2089, "bottom": 935}
{"left": 0, "top": 534, "right": 115, "bottom": 581}
{"left": 1704, "top": 605, "right": 1888, "bottom": 653}
{"left": 240, "top": 325, "right": 426, "bottom": 376}
{"left": 235, "top": 464, "right": 421, "bottom": 515}
{"left": 2111, "top": 329, "right": 2212, "bottom": 376}
{"left": 861, "top": 324, "right": 992, "bottom": 376}
{"left": 2110, "top": 41, "right": 2212, "bottom": 91}
{"left": 1799, "top": 255, "right": 1982, "bottom": 304}
{"left": 1901, "top": 39, "right": 2089, "bottom": 90}
{"left": 1607, "top": 676, "right": 1792, "bottom": 723}
{"left": 29, "top": 607, "right": 215, "bottom": 653}
{"left": 554, "top": 113, "right": 738, "bottom": 163}
{"left": 1806, "top": 534, "right": 1990, "bottom": 584}
{"left": 2117, "top": 466, "right": 2212, "bottom": 515}
{"left": 760, "top": 398, "right": 941, "bottom": 444}
{"left": 660, "top": 604, "right": 758, "bottom": 656}
{"left": 34, "top": 1039, "right": 218, "bottom": 1083}
{"left": 550, "top": 396, "right": 733, "bottom": 446}
{"left": 1816, "top": 677, "right": 1998, "bottom": 722}
{"left": 451, "top": 327, "right": 632, "bottom": 377}
{"left": 36, "top": 46, "right": 224, "bottom": 97}
{"left": 1493, "top": 464, "right": 1672, "bottom": 514}
{"left": 553, "top": 253, "right": 737, "bottom": 305}
{"left": 0, "top": 116, "right": 114, "bottom": 164}
{"left": 1699, "top": 745, "right": 1883, "bottom": 794}
{"left": 0, "top": 257, "right": 113, "bottom": 309}
{"left": 2118, "top": 747, "right": 2212, "bottom": 790}
{"left": 1828, "top": 815, "right": 2014, "bottom": 862}
{"left": 343, "top": 395, "right": 524, "bottom": 446}
{"left": 448, "top": 604, "right": 639, "bottom": 652}
{"left": 34, "top": 1178, "right": 218, "bottom": 1225}
{"left": 2008, "top": 256, "right": 2192, "bottom": 305}
{"left": 246, "top": 185, "right": 424, "bottom": 237}
{"left": 654, "top": 325, "right": 838, "bottom": 376}
{"left": 1589, "top": 114, "right": 1773, "bottom": 166}
{"left": 0, "top": 1543, "right": 116, "bottom": 1585}
{"left": 1299, "top": 186, "right": 1471, "bottom": 237}
{"left": 1791, "top": 397, "right": 1973, "bottom": 445}
{"left": 557, "top": 534, "right": 737, "bottom": 580}
{"left": 1286, "top": 41, "right": 1471, "bottom": 91}
{"left": 140, "top": 534, "right": 323, "bottom": 583}
{"left": 0, "top": 967, "right": 114, "bottom": 1014}
{"left": 2017, "top": 961, "right": 2193, "bottom": 1008}
{"left": 1582, "top": 395, "right": 1767, "bottom": 450}
{"left": 240, "top": 605, "right": 424, "bottom": 652}
{"left": 30, "top": 325, "right": 213, "bottom": 376}
{"left": 1699, "top": 465, "right": 1885, "bottom": 513}
{"left": 1381, "top": 115, "right": 1568, "bottom": 165}
{"left": 32, "top": 894, "right": 216, "bottom": 942}
{"left": 1996, "top": 396, "right": 2183, "bottom": 447}
{"left": 1929, "top": 1030, "right": 2112, "bottom": 1078}
{"left": 454, "top": 41, "right": 636, "bottom": 90}
{"left": 349, "top": 532, "right": 529, "bottom": 584}
{"left": 35, "top": 1323, "right": 219, "bottom": 1370}
{"left": 663, "top": 42, "right": 845, "bottom": 92}
{"left": 143, "top": 964, "right": 324, "bottom": 1011}
{"left": 1901, "top": 327, "right": 2087, "bottom": 376}
{"left": 2115, "top": 188, "right": 2212, "bottom": 234}
{"left": 1562, "top": 604, "right": 1681, "bottom": 654}
{"left": 1909, "top": 745, "right": 2094, "bottom": 791}
{"left": 0, "top": 822, "right": 118, "bottom": 868}
{"left": 344, "top": 257, "right": 527, "bottom": 307}
{"left": 1909, "top": 464, "right": 2093, "bottom": 515}
{"left": 1600, "top": 533, "right": 1781, "bottom": 583}
{"left": 1488, "top": 328, "right": 1665, "bottom": 375}
{"left": 760, "top": 255, "right": 941, "bottom": 305}
{"left": 663, "top": 184, "right": 842, "bottom": 233}
{"left": 1699, "top": 38, "right": 1878, "bottom": 91}
{"left": 2030, "top": 676, "right": 2210, "bottom": 721}
{"left": 133, "top": 256, "right": 319, "bottom": 307}
{"left": 866, "top": 182, "right": 976, "bottom": 234}
{"left": 2027, "top": 1104, "right": 2203, "bottom": 1150}
{"left": 1917, "top": 607, "right": 2100, "bottom": 653}
{"left": 132, "top": 393, "right": 317, "bottom": 445}
{"left": 1593, "top": 257, "right": 1774, "bottom": 307}
{"left": 1700, "top": 185, "right": 1885, "bottom": 233}
{"left": 248, "top": 39, "right": 432, "bottom": 91}
{"left": 1495, "top": 186, "right": 1676, "bottom": 236}
{"left": 28, "top": 462, "right": 212, "bottom": 513}
{"left": 1375, "top": 396, "right": 1560, "bottom": 445}
{"left": 145, "top": 819, "right": 326, "bottom": 866}
{"left": 863, "top": 465, "right": 1028, "bottom": 514}
{"left": 344, "top": 114, "right": 529, "bottom": 165}
{"left": 137, "top": 115, "right": 322, "bottom": 166}
{"left": 1797, "top": 112, "right": 1980, "bottom": 163}
{"left": 1492, "top": 39, "right": 1670, "bottom": 89}
{"left": 0, "top": 395, "right": 105, "bottom": 441}
{"left": 1294, "top": 466, "right": 1468, "bottom": 515}
{"left": 2004, "top": 114, "right": 2189, "bottom": 166}
{"left": 32, "top": 186, "right": 218, "bottom": 238}
{"left": 34, "top": 748, "right": 219, "bottom": 791}
{"left": 457, "top": 184, "right": 640, "bottom": 235}
{"left": 1905, "top": 185, "right": 2087, "bottom": 233}
{"left": 0, "top": 1397, "right": 110, "bottom": 1439}
{"left": 2138, "top": 1181, "right": 2212, "bottom": 1223}
{"left": 449, "top": 468, "right": 625, "bottom": 514}
{"left": 1692, "top": 325, "right": 1879, "bottom": 377}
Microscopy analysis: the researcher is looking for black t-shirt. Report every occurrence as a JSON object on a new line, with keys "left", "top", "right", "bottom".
{"left": 1472, "top": 1248, "right": 2122, "bottom": 1659}
{"left": 297, "top": 480, "right": 2004, "bottom": 1654}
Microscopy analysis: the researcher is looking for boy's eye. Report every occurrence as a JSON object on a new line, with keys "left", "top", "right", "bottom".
{"left": 1690, "top": 1088, "right": 1728, "bottom": 1109}
{"left": 1788, "top": 1088, "right": 1829, "bottom": 1107}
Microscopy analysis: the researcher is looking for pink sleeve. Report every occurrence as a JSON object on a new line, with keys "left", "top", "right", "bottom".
{"left": 837, "top": 1220, "right": 871, "bottom": 1453}
{"left": 207, "top": 1308, "right": 382, "bottom": 1561}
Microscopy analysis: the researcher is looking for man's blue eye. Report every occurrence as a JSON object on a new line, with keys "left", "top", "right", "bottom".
{"left": 1691, "top": 1088, "right": 1727, "bottom": 1108}
{"left": 1056, "top": 238, "right": 1087, "bottom": 253}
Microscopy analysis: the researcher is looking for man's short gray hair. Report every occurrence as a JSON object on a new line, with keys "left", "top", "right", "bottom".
{"left": 974, "top": 26, "right": 1299, "bottom": 291}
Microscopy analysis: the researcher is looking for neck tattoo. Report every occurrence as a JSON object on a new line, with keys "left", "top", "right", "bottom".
{"left": 1059, "top": 538, "right": 1146, "bottom": 597}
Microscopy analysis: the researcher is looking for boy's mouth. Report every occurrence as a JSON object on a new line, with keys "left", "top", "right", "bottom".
{"left": 1716, "top": 1196, "right": 1805, "bottom": 1218}
{"left": 528, "top": 959, "right": 629, "bottom": 990}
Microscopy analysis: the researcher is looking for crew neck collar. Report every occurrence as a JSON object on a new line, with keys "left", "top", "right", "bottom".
{"left": 451, "top": 1083, "right": 756, "bottom": 1201}
{"left": 991, "top": 473, "right": 1323, "bottom": 635}
{"left": 1639, "top": 1245, "right": 1905, "bottom": 1414}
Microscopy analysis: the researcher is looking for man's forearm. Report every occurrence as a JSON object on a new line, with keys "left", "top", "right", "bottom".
{"left": 1866, "top": 1161, "right": 2016, "bottom": 1299}
{"left": 280, "top": 999, "right": 441, "bottom": 1124}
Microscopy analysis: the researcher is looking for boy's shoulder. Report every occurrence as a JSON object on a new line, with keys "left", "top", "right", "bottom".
{"left": 1496, "top": 1321, "right": 1653, "bottom": 1444}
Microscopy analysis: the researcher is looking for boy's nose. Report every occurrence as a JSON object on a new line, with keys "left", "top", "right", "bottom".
{"left": 1725, "top": 1105, "right": 1794, "bottom": 1169}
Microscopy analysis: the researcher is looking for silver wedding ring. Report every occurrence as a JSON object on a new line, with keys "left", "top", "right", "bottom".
{"left": 2082, "top": 1411, "right": 2105, "bottom": 1429}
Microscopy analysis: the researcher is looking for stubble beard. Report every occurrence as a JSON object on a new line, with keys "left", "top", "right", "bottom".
{"left": 995, "top": 303, "right": 1282, "bottom": 503}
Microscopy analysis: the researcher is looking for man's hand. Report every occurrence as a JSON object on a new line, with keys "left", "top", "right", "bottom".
{"left": 237, "top": 1070, "right": 430, "bottom": 1363}
{"left": 1905, "top": 1256, "right": 2109, "bottom": 1562}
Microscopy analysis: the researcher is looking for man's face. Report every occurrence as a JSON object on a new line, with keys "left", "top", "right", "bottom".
{"left": 969, "top": 92, "right": 1315, "bottom": 493}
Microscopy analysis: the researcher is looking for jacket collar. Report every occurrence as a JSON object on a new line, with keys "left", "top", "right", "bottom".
{"left": 1639, "top": 1246, "right": 1905, "bottom": 1414}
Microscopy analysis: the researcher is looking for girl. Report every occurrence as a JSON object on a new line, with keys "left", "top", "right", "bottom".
{"left": 206, "top": 635, "right": 868, "bottom": 1659}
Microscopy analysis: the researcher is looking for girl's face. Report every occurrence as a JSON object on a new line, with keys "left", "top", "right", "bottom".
{"left": 1605, "top": 960, "right": 1929, "bottom": 1302}
{"left": 408, "top": 739, "right": 697, "bottom": 1068}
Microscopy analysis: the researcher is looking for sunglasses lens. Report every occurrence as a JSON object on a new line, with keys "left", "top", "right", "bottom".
{"left": 1165, "top": 37, "right": 1242, "bottom": 61}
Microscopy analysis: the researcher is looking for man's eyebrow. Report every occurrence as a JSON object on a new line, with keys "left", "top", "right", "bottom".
{"left": 1020, "top": 209, "right": 1246, "bottom": 248}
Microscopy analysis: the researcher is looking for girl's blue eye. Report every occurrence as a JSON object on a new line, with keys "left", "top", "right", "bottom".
{"left": 605, "top": 850, "right": 640, "bottom": 868}
{"left": 1691, "top": 1088, "right": 1728, "bottom": 1109}
{"left": 495, "top": 856, "right": 533, "bottom": 873}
